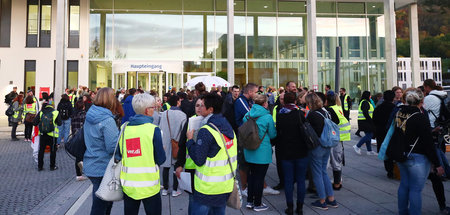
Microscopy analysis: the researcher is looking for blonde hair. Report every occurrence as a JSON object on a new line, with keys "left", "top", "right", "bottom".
{"left": 94, "top": 88, "right": 117, "bottom": 114}
{"left": 335, "top": 94, "right": 342, "bottom": 107}
{"left": 305, "top": 93, "right": 323, "bottom": 111}
{"left": 254, "top": 94, "right": 268, "bottom": 106}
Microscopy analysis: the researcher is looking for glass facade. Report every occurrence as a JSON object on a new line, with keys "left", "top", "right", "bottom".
{"left": 88, "top": 0, "right": 385, "bottom": 95}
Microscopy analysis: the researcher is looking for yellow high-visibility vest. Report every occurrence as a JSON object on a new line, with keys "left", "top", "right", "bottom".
{"left": 330, "top": 105, "right": 351, "bottom": 141}
{"left": 39, "top": 106, "right": 59, "bottom": 138}
{"left": 119, "top": 123, "right": 160, "bottom": 200}
{"left": 194, "top": 125, "right": 237, "bottom": 195}
{"left": 272, "top": 105, "right": 278, "bottom": 125}
{"left": 343, "top": 95, "right": 350, "bottom": 111}
{"left": 358, "top": 99, "right": 374, "bottom": 121}
{"left": 185, "top": 115, "right": 198, "bottom": 170}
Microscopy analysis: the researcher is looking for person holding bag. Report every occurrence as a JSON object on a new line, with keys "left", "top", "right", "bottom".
{"left": 23, "top": 95, "right": 37, "bottom": 141}
{"left": 393, "top": 88, "right": 444, "bottom": 215}
{"left": 242, "top": 94, "right": 276, "bottom": 212}
{"left": 186, "top": 93, "right": 238, "bottom": 214}
{"left": 118, "top": 93, "right": 166, "bottom": 215}
{"left": 83, "top": 88, "right": 120, "bottom": 215}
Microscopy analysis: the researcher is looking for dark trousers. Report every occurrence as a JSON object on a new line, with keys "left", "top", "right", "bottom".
{"left": 75, "top": 157, "right": 82, "bottom": 176}
{"left": 377, "top": 136, "right": 394, "bottom": 175}
{"left": 38, "top": 134, "right": 57, "bottom": 169}
{"left": 89, "top": 177, "right": 113, "bottom": 215}
{"left": 282, "top": 157, "right": 309, "bottom": 206}
{"left": 163, "top": 167, "right": 178, "bottom": 190}
{"left": 247, "top": 163, "right": 269, "bottom": 206}
{"left": 275, "top": 146, "right": 284, "bottom": 186}
{"left": 429, "top": 172, "right": 447, "bottom": 209}
{"left": 24, "top": 121, "right": 33, "bottom": 139}
{"left": 11, "top": 122, "right": 18, "bottom": 139}
{"left": 124, "top": 192, "right": 161, "bottom": 215}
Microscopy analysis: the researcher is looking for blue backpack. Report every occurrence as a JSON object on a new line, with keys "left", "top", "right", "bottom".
{"left": 316, "top": 109, "right": 340, "bottom": 148}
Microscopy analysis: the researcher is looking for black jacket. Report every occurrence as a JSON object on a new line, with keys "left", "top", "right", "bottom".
{"left": 57, "top": 100, "right": 73, "bottom": 120}
{"left": 373, "top": 101, "right": 396, "bottom": 143}
{"left": 180, "top": 99, "right": 195, "bottom": 118}
{"left": 221, "top": 93, "right": 238, "bottom": 133}
{"left": 357, "top": 100, "right": 375, "bottom": 132}
{"left": 276, "top": 109, "right": 308, "bottom": 159}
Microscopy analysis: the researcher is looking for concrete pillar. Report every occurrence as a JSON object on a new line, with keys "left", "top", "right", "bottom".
{"left": 384, "top": 0, "right": 397, "bottom": 89}
{"left": 227, "top": 0, "right": 234, "bottom": 85}
{"left": 55, "top": 0, "right": 67, "bottom": 104}
{"left": 307, "top": 0, "right": 318, "bottom": 89}
{"left": 409, "top": 3, "right": 421, "bottom": 87}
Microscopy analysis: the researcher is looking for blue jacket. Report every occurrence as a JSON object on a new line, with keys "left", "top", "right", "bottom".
{"left": 121, "top": 95, "right": 136, "bottom": 124}
{"left": 234, "top": 94, "right": 252, "bottom": 127}
{"left": 186, "top": 114, "right": 235, "bottom": 207}
{"left": 243, "top": 104, "right": 277, "bottom": 164}
{"left": 83, "top": 105, "right": 120, "bottom": 177}
{"left": 120, "top": 114, "right": 166, "bottom": 165}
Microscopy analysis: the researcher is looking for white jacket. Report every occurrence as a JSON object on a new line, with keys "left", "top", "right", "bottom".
{"left": 423, "top": 90, "right": 447, "bottom": 128}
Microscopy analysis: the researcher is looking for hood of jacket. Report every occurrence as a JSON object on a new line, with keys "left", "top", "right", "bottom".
{"left": 207, "top": 114, "right": 234, "bottom": 139}
{"left": 429, "top": 90, "right": 447, "bottom": 99}
{"left": 128, "top": 114, "right": 154, "bottom": 125}
{"left": 248, "top": 104, "right": 270, "bottom": 118}
{"left": 86, "top": 105, "right": 114, "bottom": 124}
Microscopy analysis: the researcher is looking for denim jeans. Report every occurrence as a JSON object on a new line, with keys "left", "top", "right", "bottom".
{"left": 247, "top": 163, "right": 269, "bottom": 206}
{"left": 282, "top": 157, "right": 309, "bottom": 206}
{"left": 356, "top": 132, "right": 373, "bottom": 151}
{"left": 57, "top": 118, "right": 71, "bottom": 144}
{"left": 191, "top": 199, "right": 226, "bottom": 215}
{"left": 436, "top": 146, "right": 450, "bottom": 177}
{"left": 188, "top": 193, "right": 194, "bottom": 215}
{"left": 309, "top": 146, "right": 333, "bottom": 199}
{"left": 123, "top": 192, "right": 161, "bottom": 215}
{"left": 397, "top": 153, "right": 431, "bottom": 215}
{"left": 89, "top": 177, "right": 113, "bottom": 215}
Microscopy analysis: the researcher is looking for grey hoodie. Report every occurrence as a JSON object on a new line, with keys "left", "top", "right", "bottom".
{"left": 423, "top": 90, "right": 448, "bottom": 128}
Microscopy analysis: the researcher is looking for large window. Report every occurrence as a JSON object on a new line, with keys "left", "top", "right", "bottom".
{"left": 67, "top": 60, "right": 78, "bottom": 89}
{"left": 89, "top": 61, "right": 112, "bottom": 89}
{"left": 24, "top": 60, "right": 36, "bottom": 91}
{"left": 27, "top": 0, "right": 52, "bottom": 47}
{"left": 68, "top": 0, "right": 80, "bottom": 48}
{"left": 0, "top": 0, "right": 12, "bottom": 47}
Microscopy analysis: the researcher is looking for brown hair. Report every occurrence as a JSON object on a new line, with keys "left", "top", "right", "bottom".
{"left": 25, "top": 95, "right": 34, "bottom": 104}
{"left": 392, "top": 86, "right": 403, "bottom": 93}
{"left": 254, "top": 94, "right": 268, "bottom": 106}
{"left": 75, "top": 100, "right": 85, "bottom": 111}
{"left": 13, "top": 94, "right": 24, "bottom": 105}
{"left": 305, "top": 93, "right": 323, "bottom": 111}
{"left": 115, "top": 99, "right": 124, "bottom": 117}
{"left": 94, "top": 88, "right": 117, "bottom": 113}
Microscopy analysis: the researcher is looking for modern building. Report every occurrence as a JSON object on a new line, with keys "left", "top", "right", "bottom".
{"left": 0, "top": 0, "right": 424, "bottom": 114}
{"left": 397, "top": 57, "right": 442, "bottom": 89}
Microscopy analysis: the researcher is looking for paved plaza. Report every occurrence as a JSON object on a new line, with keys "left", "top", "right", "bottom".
{"left": 1, "top": 116, "right": 450, "bottom": 215}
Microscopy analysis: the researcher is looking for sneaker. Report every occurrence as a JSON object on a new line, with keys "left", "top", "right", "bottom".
{"left": 325, "top": 199, "right": 338, "bottom": 208}
{"left": 77, "top": 161, "right": 83, "bottom": 172}
{"left": 161, "top": 189, "right": 168, "bottom": 196}
{"left": 367, "top": 151, "right": 378, "bottom": 156}
{"left": 242, "top": 188, "right": 248, "bottom": 197}
{"left": 50, "top": 166, "right": 58, "bottom": 171}
{"left": 253, "top": 203, "right": 268, "bottom": 212}
{"left": 172, "top": 190, "right": 182, "bottom": 197}
{"left": 311, "top": 200, "right": 328, "bottom": 210}
{"left": 353, "top": 145, "right": 361, "bottom": 155}
{"left": 263, "top": 186, "right": 280, "bottom": 195}
{"left": 76, "top": 176, "right": 87, "bottom": 181}
{"left": 246, "top": 202, "right": 254, "bottom": 209}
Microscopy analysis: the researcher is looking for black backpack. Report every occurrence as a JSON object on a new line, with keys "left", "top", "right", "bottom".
{"left": 39, "top": 110, "right": 55, "bottom": 134}
{"left": 60, "top": 107, "right": 70, "bottom": 120}
{"left": 5, "top": 105, "right": 14, "bottom": 116}
{"left": 430, "top": 94, "right": 450, "bottom": 127}
{"left": 386, "top": 112, "right": 419, "bottom": 162}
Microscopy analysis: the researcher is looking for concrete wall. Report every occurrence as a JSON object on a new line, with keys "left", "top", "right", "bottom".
{"left": 0, "top": 0, "right": 89, "bottom": 115}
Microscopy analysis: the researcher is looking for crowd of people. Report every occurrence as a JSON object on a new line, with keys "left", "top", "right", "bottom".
{"left": 3, "top": 78, "right": 450, "bottom": 215}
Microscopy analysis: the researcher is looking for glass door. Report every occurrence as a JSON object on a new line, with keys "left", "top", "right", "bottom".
{"left": 114, "top": 73, "right": 125, "bottom": 89}
{"left": 150, "top": 72, "right": 164, "bottom": 97}
{"left": 127, "top": 71, "right": 137, "bottom": 89}
{"left": 138, "top": 72, "right": 150, "bottom": 91}
{"left": 167, "top": 73, "right": 182, "bottom": 92}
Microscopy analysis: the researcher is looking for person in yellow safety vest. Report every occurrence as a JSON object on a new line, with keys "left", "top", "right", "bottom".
{"left": 175, "top": 98, "right": 207, "bottom": 215}
{"left": 339, "top": 88, "right": 351, "bottom": 121}
{"left": 326, "top": 92, "right": 351, "bottom": 191}
{"left": 68, "top": 90, "right": 76, "bottom": 107}
{"left": 23, "top": 95, "right": 37, "bottom": 141}
{"left": 186, "top": 93, "right": 238, "bottom": 214}
{"left": 162, "top": 93, "right": 171, "bottom": 111}
{"left": 119, "top": 93, "right": 166, "bottom": 215}
{"left": 32, "top": 101, "right": 62, "bottom": 171}
{"left": 353, "top": 91, "right": 378, "bottom": 156}
{"left": 10, "top": 94, "right": 24, "bottom": 141}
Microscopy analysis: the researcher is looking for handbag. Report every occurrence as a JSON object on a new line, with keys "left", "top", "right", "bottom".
{"left": 65, "top": 127, "right": 86, "bottom": 160}
{"left": 25, "top": 113, "right": 36, "bottom": 123}
{"left": 95, "top": 122, "right": 128, "bottom": 202}
{"left": 209, "top": 123, "right": 242, "bottom": 210}
{"left": 167, "top": 111, "right": 179, "bottom": 159}
{"left": 299, "top": 110, "right": 321, "bottom": 150}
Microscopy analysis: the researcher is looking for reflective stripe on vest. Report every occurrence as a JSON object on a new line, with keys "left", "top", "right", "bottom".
{"left": 272, "top": 105, "right": 278, "bottom": 125}
{"left": 69, "top": 94, "right": 76, "bottom": 107}
{"left": 194, "top": 125, "right": 237, "bottom": 195}
{"left": 343, "top": 95, "right": 349, "bottom": 111}
{"left": 119, "top": 123, "right": 160, "bottom": 200}
{"left": 185, "top": 116, "right": 198, "bottom": 170}
{"left": 330, "top": 105, "right": 351, "bottom": 141}
{"left": 358, "top": 100, "right": 374, "bottom": 120}
{"left": 39, "top": 107, "right": 59, "bottom": 138}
